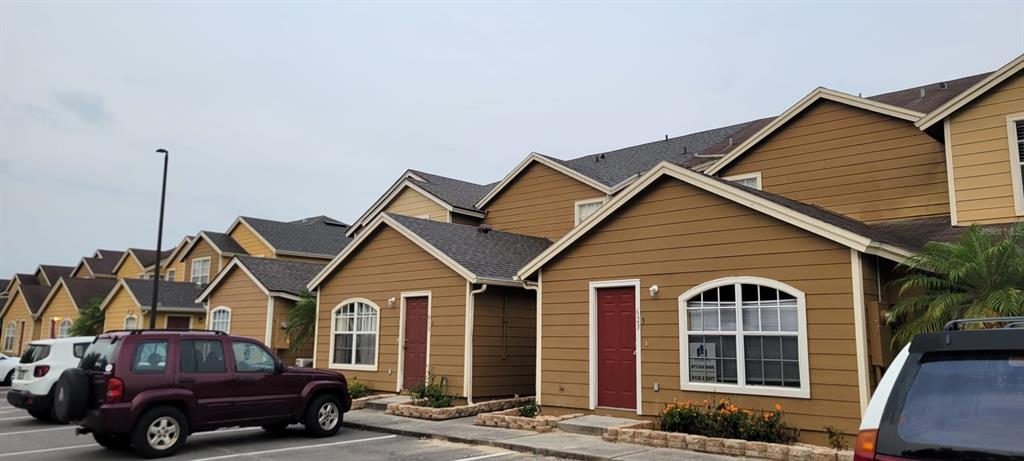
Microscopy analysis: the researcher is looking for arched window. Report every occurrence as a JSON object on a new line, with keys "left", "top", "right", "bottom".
{"left": 210, "top": 307, "right": 231, "bottom": 333}
{"left": 3, "top": 322, "right": 14, "bottom": 351}
{"left": 330, "top": 299, "right": 379, "bottom": 370}
{"left": 124, "top": 314, "right": 138, "bottom": 330}
{"left": 58, "top": 319, "right": 73, "bottom": 338}
{"left": 679, "top": 277, "right": 809, "bottom": 398}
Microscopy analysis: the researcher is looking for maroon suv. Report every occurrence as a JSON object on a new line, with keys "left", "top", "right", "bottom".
{"left": 54, "top": 329, "right": 351, "bottom": 458}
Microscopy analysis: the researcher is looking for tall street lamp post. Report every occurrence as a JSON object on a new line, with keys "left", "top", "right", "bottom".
{"left": 149, "top": 148, "right": 169, "bottom": 329}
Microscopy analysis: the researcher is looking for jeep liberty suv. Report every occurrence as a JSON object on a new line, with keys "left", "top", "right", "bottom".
{"left": 55, "top": 329, "right": 351, "bottom": 458}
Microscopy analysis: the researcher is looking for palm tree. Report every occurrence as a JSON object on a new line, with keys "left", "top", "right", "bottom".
{"left": 285, "top": 291, "right": 317, "bottom": 354}
{"left": 888, "top": 224, "right": 1024, "bottom": 346}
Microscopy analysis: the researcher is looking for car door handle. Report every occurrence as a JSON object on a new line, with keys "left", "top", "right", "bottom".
{"left": 178, "top": 378, "right": 196, "bottom": 384}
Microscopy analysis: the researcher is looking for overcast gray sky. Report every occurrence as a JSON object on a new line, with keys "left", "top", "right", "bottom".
{"left": 1, "top": 1, "right": 1022, "bottom": 275}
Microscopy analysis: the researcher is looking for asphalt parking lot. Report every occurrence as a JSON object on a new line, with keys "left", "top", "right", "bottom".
{"left": 0, "top": 387, "right": 563, "bottom": 461}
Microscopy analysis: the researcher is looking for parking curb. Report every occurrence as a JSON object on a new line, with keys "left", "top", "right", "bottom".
{"left": 341, "top": 420, "right": 615, "bottom": 461}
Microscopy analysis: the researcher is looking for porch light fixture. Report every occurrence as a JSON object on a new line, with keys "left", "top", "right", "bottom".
{"left": 649, "top": 285, "right": 659, "bottom": 297}
{"left": 387, "top": 297, "right": 396, "bottom": 306}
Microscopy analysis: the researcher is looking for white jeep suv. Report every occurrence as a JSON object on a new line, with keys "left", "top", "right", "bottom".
{"left": 6, "top": 336, "right": 94, "bottom": 422}
{"left": 856, "top": 317, "right": 1023, "bottom": 461}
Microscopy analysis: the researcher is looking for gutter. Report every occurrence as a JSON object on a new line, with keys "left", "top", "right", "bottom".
{"left": 521, "top": 279, "right": 540, "bottom": 404}
{"left": 464, "top": 283, "right": 488, "bottom": 405}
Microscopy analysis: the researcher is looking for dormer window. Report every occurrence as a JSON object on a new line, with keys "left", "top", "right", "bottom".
{"left": 724, "top": 172, "right": 762, "bottom": 190}
{"left": 575, "top": 198, "right": 606, "bottom": 226}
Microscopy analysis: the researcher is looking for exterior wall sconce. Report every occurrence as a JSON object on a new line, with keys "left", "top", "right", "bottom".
{"left": 387, "top": 297, "right": 397, "bottom": 306}
{"left": 649, "top": 285, "right": 659, "bottom": 297}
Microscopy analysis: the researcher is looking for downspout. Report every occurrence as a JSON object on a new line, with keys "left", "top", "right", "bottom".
{"left": 521, "top": 278, "right": 540, "bottom": 403}
{"left": 465, "top": 283, "right": 488, "bottom": 405}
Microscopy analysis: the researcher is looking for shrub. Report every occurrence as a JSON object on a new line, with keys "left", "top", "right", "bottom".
{"left": 824, "top": 425, "right": 849, "bottom": 451}
{"left": 410, "top": 372, "right": 453, "bottom": 408}
{"left": 348, "top": 377, "right": 372, "bottom": 400}
{"left": 658, "top": 399, "right": 794, "bottom": 444}
{"left": 518, "top": 399, "right": 540, "bottom": 418}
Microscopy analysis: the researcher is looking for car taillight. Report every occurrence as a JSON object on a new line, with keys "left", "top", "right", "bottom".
{"left": 106, "top": 377, "right": 124, "bottom": 403}
{"left": 33, "top": 365, "right": 50, "bottom": 378}
{"left": 854, "top": 429, "right": 878, "bottom": 461}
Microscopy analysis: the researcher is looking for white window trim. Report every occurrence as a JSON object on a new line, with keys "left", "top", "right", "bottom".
{"left": 574, "top": 197, "right": 607, "bottom": 226}
{"left": 58, "top": 319, "right": 73, "bottom": 338}
{"left": 677, "top": 276, "right": 811, "bottom": 399}
{"left": 124, "top": 314, "right": 138, "bottom": 330}
{"left": 191, "top": 257, "right": 211, "bottom": 284}
{"left": 588, "top": 279, "right": 642, "bottom": 415}
{"left": 209, "top": 306, "right": 231, "bottom": 333}
{"left": 1005, "top": 113, "right": 1024, "bottom": 216}
{"left": 165, "top": 269, "right": 176, "bottom": 281}
{"left": 723, "top": 171, "right": 762, "bottom": 190}
{"left": 3, "top": 321, "right": 14, "bottom": 351}
{"left": 397, "top": 291, "right": 431, "bottom": 391}
{"left": 328, "top": 298, "right": 380, "bottom": 372}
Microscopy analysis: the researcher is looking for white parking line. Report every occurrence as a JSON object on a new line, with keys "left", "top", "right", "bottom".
{"left": 452, "top": 453, "right": 512, "bottom": 461}
{"left": 0, "top": 409, "right": 22, "bottom": 414}
{"left": 0, "top": 415, "right": 31, "bottom": 422}
{"left": 188, "top": 434, "right": 398, "bottom": 461}
{"left": 0, "top": 426, "right": 72, "bottom": 436}
{"left": 0, "top": 444, "right": 95, "bottom": 458}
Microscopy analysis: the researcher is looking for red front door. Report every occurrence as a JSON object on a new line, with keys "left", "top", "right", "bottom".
{"left": 597, "top": 287, "right": 637, "bottom": 409}
{"left": 167, "top": 316, "right": 191, "bottom": 329}
{"left": 403, "top": 297, "right": 429, "bottom": 389}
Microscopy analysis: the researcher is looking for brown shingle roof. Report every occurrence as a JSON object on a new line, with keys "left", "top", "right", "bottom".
{"left": 867, "top": 72, "right": 992, "bottom": 114}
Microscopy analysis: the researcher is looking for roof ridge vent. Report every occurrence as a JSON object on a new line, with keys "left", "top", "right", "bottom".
{"left": 727, "top": 137, "right": 733, "bottom": 147}
{"left": 477, "top": 224, "right": 493, "bottom": 234}
{"left": 920, "top": 88, "right": 926, "bottom": 98}
{"left": 939, "top": 81, "right": 948, "bottom": 89}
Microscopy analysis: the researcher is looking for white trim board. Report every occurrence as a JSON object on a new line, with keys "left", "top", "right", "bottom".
{"left": 850, "top": 250, "right": 871, "bottom": 415}
{"left": 516, "top": 161, "right": 914, "bottom": 280}
{"left": 704, "top": 87, "right": 925, "bottom": 175}
{"left": 327, "top": 297, "right": 382, "bottom": 372}
{"left": 588, "top": 279, "right": 642, "bottom": 415}
{"left": 1005, "top": 113, "right": 1024, "bottom": 216}
{"left": 916, "top": 54, "right": 1024, "bottom": 130}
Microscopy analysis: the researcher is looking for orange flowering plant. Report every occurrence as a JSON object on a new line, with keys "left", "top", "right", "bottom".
{"left": 657, "top": 398, "right": 793, "bottom": 444}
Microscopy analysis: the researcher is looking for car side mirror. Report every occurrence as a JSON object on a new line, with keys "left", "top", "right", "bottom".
{"left": 274, "top": 358, "right": 285, "bottom": 374}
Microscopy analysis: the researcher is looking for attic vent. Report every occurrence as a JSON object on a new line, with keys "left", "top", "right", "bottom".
{"left": 664, "top": 135, "right": 669, "bottom": 141}
{"left": 939, "top": 82, "right": 948, "bottom": 89}
{"left": 920, "top": 88, "right": 926, "bottom": 98}
{"left": 594, "top": 153, "right": 606, "bottom": 163}
{"left": 727, "top": 137, "right": 733, "bottom": 147}
{"left": 477, "top": 224, "right": 492, "bottom": 234}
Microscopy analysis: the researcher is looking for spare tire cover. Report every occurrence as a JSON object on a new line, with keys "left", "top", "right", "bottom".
{"left": 52, "top": 368, "right": 90, "bottom": 423}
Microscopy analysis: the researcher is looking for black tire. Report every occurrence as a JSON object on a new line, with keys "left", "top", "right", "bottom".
{"left": 303, "top": 394, "right": 342, "bottom": 437}
{"left": 52, "top": 368, "right": 90, "bottom": 423}
{"left": 93, "top": 432, "right": 132, "bottom": 450}
{"left": 261, "top": 422, "right": 290, "bottom": 434}
{"left": 28, "top": 410, "right": 53, "bottom": 422}
{"left": 130, "top": 406, "right": 189, "bottom": 459}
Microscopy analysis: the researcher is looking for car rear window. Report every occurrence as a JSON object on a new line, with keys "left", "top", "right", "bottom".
{"left": 19, "top": 344, "right": 50, "bottom": 364}
{"left": 80, "top": 338, "right": 119, "bottom": 372}
{"left": 881, "top": 351, "right": 1024, "bottom": 459}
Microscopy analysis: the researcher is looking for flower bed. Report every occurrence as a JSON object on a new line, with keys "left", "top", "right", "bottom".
{"left": 474, "top": 407, "right": 583, "bottom": 433}
{"left": 386, "top": 396, "right": 534, "bottom": 421}
{"left": 603, "top": 420, "right": 853, "bottom": 461}
{"left": 349, "top": 393, "right": 394, "bottom": 410}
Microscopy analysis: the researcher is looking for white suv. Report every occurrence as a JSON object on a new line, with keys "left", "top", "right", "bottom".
{"left": 856, "top": 317, "right": 1023, "bottom": 461}
{"left": 6, "top": 336, "right": 94, "bottom": 421}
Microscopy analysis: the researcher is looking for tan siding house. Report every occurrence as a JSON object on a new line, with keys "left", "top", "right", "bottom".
{"left": 228, "top": 222, "right": 274, "bottom": 257}
{"left": 386, "top": 187, "right": 449, "bottom": 222}
{"left": 0, "top": 286, "right": 47, "bottom": 355}
{"left": 35, "top": 278, "right": 116, "bottom": 338}
{"left": 483, "top": 162, "right": 606, "bottom": 239}
{"left": 99, "top": 279, "right": 206, "bottom": 333}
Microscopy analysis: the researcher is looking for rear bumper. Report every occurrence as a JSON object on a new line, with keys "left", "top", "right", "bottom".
{"left": 76, "top": 403, "right": 134, "bottom": 435}
{"left": 6, "top": 389, "right": 51, "bottom": 412}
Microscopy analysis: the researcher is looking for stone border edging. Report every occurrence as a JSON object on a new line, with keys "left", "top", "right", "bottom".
{"left": 350, "top": 393, "right": 394, "bottom": 410}
{"left": 602, "top": 421, "right": 853, "bottom": 461}
{"left": 386, "top": 396, "right": 535, "bottom": 421}
{"left": 474, "top": 407, "right": 584, "bottom": 433}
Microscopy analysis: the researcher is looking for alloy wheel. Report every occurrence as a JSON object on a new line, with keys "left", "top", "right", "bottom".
{"left": 146, "top": 416, "right": 180, "bottom": 450}
{"left": 318, "top": 402, "right": 339, "bottom": 430}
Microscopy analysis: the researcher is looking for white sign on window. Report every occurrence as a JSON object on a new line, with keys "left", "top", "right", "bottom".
{"left": 689, "top": 342, "right": 717, "bottom": 382}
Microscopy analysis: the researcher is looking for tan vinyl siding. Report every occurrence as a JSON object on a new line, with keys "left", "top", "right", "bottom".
{"left": 948, "top": 72, "right": 1024, "bottom": 224}
{"left": 272, "top": 297, "right": 313, "bottom": 363}
{"left": 484, "top": 162, "right": 605, "bottom": 239}
{"left": 230, "top": 223, "right": 274, "bottom": 257}
{"left": 1, "top": 291, "right": 36, "bottom": 354}
{"left": 101, "top": 288, "right": 141, "bottom": 332}
{"left": 207, "top": 269, "right": 269, "bottom": 342}
{"left": 72, "top": 264, "right": 93, "bottom": 279}
{"left": 386, "top": 187, "right": 448, "bottom": 222}
{"left": 540, "top": 177, "right": 861, "bottom": 442}
{"left": 721, "top": 100, "right": 950, "bottom": 223}
{"left": 39, "top": 286, "right": 78, "bottom": 337}
{"left": 472, "top": 286, "right": 536, "bottom": 398}
{"left": 115, "top": 256, "right": 145, "bottom": 280}
{"left": 315, "top": 225, "right": 468, "bottom": 396}
{"left": 183, "top": 240, "right": 223, "bottom": 283}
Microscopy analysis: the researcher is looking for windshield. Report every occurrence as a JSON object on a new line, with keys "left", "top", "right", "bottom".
{"left": 19, "top": 344, "right": 50, "bottom": 364}
{"left": 80, "top": 338, "right": 118, "bottom": 372}
{"left": 883, "top": 351, "right": 1024, "bottom": 459}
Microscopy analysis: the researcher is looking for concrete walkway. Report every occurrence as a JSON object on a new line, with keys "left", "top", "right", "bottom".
{"left": 343, "top": 409, "right": 739, "bottom": 461}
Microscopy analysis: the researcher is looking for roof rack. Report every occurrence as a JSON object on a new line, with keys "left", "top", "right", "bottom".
{"left": 943, "top": 317, "right": 1024, "bottom": 331}
{"left": 103, "top": 328, "right": 227, "bottom": 335}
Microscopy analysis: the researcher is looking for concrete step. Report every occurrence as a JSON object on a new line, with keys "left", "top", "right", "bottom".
{"left": 364, "top": 395, "right": 412, "bottom": 411}
{"left": 556, "top": 415, "right": 642, "bottom": 436}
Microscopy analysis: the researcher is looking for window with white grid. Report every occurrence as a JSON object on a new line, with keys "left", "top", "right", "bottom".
{"left": 331, "top": 301, "right": 379, "bottom": 369}
{"left": 191, "top": 258, "right": 210, "bottom": 284}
